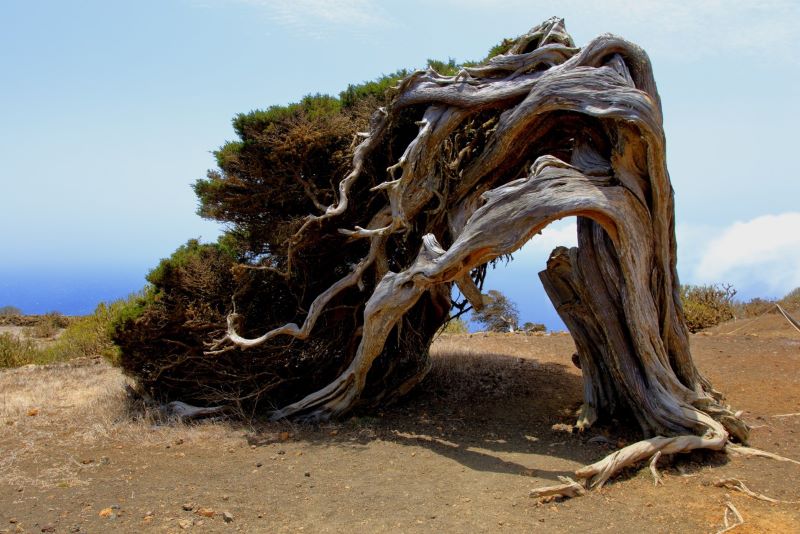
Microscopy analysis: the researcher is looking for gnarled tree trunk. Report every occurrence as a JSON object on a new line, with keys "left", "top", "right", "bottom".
{"left": 201, "top": 18, "right": 747, "bottom": 483}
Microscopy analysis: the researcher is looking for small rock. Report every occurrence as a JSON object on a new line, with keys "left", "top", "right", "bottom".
{"left": 174, "top": 438, "right": 184, "bottom": 445}
{"left": 221, "top": 495, "right": 230, "bottom": 501}
{"left": 304, "top": 472, "right": 311, "bottom": 477}
{"left": 27, "top": 408, "right": 39, "bottom": 417}
{"left": 277, "top": 450, "right": 286, "bottom": 455}
{"left": 222, "top": 511, "right": 234, "bottom": 523}
{"left": 99, "top": 456, "right": 110, "bottom": 465}
{"left": 80, "top": 459, "right": 93, "bottom": 465}
{"left": 178, "top": 518, "right": 192, "bottom": 529}
{"left": 182, "top": 503, "right": 194, "bottom": 511}
{"left": 98, "top": 508, "right": 115, "bottom": 518}
{"left": 68, "top": 526, "right": 81, "bottom": 533}
{"left": 110, "top": 504, "right": 121, "bottom": 510}
{"left": 256, "top": 462, "right": 263, "bottom": 468}
{"left": 195, "top": 508, "right": 214, "bottom": 518}
{"left": 329, "top": 429, "right": 339, "bottom": 436}
{"left": 250, "top": 444, "right": 257, "bottom": 450}
{"left": 41, "top": 526, "right": 55, "bottom": 533}
{"left": 9, "top": 519, "right": 17, "bottom": 524}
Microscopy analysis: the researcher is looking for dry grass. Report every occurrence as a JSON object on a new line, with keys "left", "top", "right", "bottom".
{"left": 0, "top": 359, "right": 242, "bottom": 490}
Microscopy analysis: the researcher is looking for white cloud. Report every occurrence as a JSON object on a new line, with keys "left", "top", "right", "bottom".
{"left": 515, "top": 219, "right": 578, "bottom": 262}
{"left": 691, "top": 212, "right": 800, "bottom": 298}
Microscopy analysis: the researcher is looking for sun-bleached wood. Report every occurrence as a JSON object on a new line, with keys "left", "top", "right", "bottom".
{"left": 210, "top": 18, "right": 750, "bottom": 485}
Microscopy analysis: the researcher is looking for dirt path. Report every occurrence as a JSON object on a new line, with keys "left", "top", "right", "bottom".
{"left": 1, "top": 324, "right": 798, "bottom": 533}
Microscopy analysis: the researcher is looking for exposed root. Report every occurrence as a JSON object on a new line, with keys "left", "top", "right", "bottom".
{"left": 772, "top": 412, "right": 800, "bottom": 418}
{"left": 725, "top": 444, "right": 800, "bottom": 466}
{"left": 717, "top": 501, "right": 744, "bottom": 534}
{"left": 714, "top": 478, "right": 799, "bottom": 504}
{"left": 576, "top": 421, "right": 728, "bottom": 489}
{"left": 529, "top": 476, "right": 586, "bottom": 500}
{"left": 649, "top": 450, "right": 663, "bottom": 486}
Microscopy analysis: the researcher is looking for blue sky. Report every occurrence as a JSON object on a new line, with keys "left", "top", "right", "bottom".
{"left": 1, "top": 1, "right": 799, "bottom": 328}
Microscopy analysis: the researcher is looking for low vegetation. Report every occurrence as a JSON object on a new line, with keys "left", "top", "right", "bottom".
{"left": 679, "top": 284, "right": 800, "bottom": 332}
{"left": 679, "top": 284, "right": 736, "bottom": 332}
{"left": 0, "top": 294, "right": 145, "bottom": 369}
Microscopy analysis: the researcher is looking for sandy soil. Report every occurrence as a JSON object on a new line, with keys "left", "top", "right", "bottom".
{"left": 1, "top": 316, "right": 798, "bottom": 533}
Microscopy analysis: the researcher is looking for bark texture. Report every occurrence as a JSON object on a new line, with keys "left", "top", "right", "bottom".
{"left": 206, "top": 18, "right": 746, "bottom": 448}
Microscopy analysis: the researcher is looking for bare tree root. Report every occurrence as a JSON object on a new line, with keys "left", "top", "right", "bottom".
{"left": 529, "top": 476, "right": 586, "bottom": 500}
{"left": 717, "top": 501, "right": 744, "bottom": 534}
{"left": 714, "top": 478, "right": 799, "bottom": 504}
{"left": 649, "top": 450, "right": 663, "bottom": 487}
{"left": 725, "top": 444, "right": 800, "bottom": 466}
{"left": 576, "top": 417, "right": 728, "bottom": 489}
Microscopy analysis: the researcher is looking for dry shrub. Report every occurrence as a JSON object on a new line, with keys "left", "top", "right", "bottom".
{"left": 29, "top": 312, "right": 68, "bottom": 339}
{"left": 734, "top": 297, "right": 775, "bottom": 318}
{"left": 680, "top": 284, "right": 736, "bottom": 332}
{"left": 0, "top": 333, "right": 38, "bottom": 368}
{"left": 780, "top": 287, "right": 800, "bottom": 311}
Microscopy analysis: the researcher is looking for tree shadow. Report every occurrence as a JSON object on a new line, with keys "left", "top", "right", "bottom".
{"left": 245, "top": 340, "right": 661, "bottom": 483}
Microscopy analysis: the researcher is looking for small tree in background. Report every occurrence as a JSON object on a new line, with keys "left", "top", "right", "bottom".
{"left": 679, "top": 284, "right": 736, "bottom": 332}
{"left": 522, "top": 322, "right": 546, "bottom": 333}
{"left": 472, "top": 290, "right": 519, "bottom": 332}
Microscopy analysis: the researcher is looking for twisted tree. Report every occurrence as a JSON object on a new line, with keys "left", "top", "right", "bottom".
{"left": 116, "top": 18, "right": 749, "bottom": 488}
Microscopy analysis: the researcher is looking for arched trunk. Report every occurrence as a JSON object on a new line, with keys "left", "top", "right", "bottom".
{"left": 202, "top": 18, "right": 749, "bottom": 485}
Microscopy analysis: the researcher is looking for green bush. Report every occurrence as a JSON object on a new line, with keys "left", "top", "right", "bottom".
{"left": 680, "top": 284, "right": 736, "bottom": 332}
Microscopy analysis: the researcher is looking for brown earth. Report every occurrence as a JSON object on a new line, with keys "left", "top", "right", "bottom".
{"left": 1, "top": 314, "right": 798, "bottom": 533}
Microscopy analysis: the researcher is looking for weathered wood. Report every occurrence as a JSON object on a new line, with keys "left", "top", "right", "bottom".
{"left": 209, "top": 18, "right": 748, "bottom": 484}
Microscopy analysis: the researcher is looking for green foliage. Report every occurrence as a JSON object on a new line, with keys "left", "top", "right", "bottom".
{"left": 438, "top": 318, "right": 469, "bottom": 334}
{"left": 486, "top": 38, "right": 516, "bottom": 60}
{"left": 0, "top": 305, "right": 22, "bottom": 316}
{"left": 0, "top": 294, "right": 146, "bottom": 368}
{"left": 427, "top": 58, "right": 459, "bottom": 76}
{"left": 522, "top": 322, "right": 546, "bottom": 333}
{"left": 680, "top": 284, "right": 736, "bottom": 332}
{"left": 339, "top": 70, "right": 409, "bottom": 108}
{"left": 472, "top": 290, "right": 520, "bottom": 332}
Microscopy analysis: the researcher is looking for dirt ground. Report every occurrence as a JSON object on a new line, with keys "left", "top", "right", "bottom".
{"left": 1, "top": 314, "right": 798, "bottom": 533}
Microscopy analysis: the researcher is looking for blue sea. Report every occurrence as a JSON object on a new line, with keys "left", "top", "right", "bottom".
{"left": 0, "top": 264, "right": 569, "bottom": 331}
{"left": 0, "top": 266, "right": 149, "bottom": 316}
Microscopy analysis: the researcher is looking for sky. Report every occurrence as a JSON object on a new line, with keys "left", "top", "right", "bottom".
{"left": 1, "top": 0, "right": 799, "bottom": 329}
